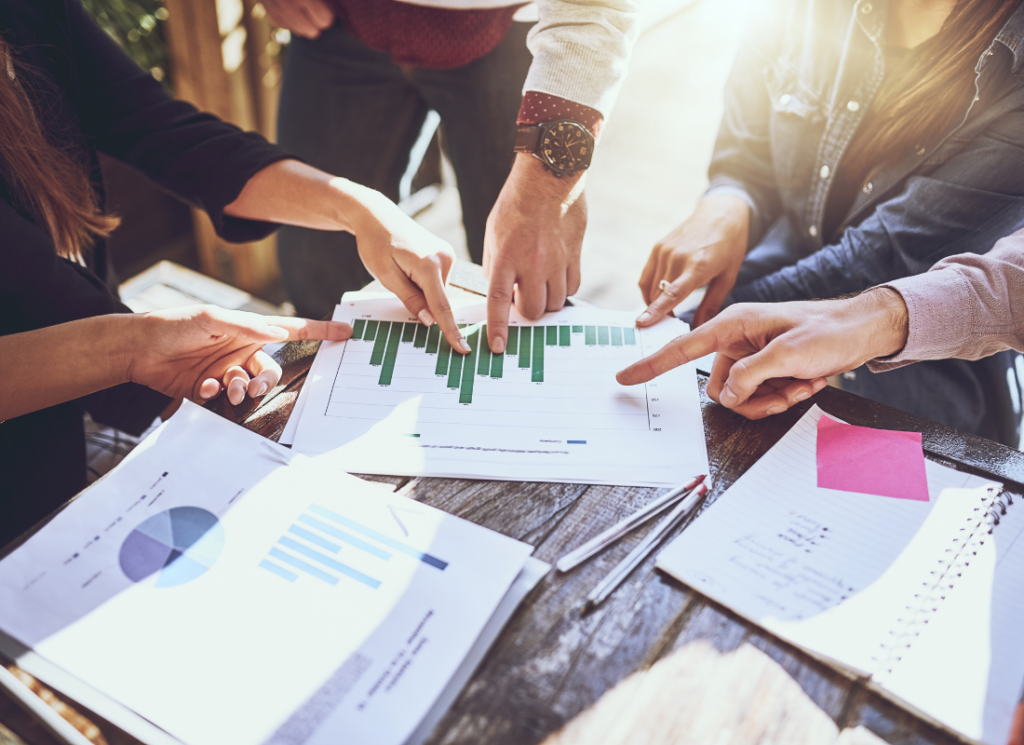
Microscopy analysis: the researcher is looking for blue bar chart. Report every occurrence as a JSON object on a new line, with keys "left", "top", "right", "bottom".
{"left": 260, "top": 503, "right": 448, "bottom": 588}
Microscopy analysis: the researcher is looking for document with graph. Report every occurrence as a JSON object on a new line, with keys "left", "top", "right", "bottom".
{"left": 0, "top": 403, "right": 538, "bottom": 745}
{"left": 291, "top": 295, "right": 709, "bottom": 487}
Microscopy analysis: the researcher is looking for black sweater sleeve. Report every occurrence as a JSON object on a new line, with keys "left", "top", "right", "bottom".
{"left": 65, "top": 0, "right": 294, "bottom": 243}
{"left": 0, "top": 199, "right": 170, "bottom": 434}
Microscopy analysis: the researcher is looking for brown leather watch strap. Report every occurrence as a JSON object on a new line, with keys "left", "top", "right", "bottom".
{"left": 513, "top": 125, "right": 542, "bottom": 154}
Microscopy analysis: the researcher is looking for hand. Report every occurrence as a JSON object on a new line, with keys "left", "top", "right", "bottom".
{"left": 224, "top": 162, "right": 467, "bottom": 355}
{"left": 261, "top": 0, "right": 334, "bottom": 38}
{"left": 350, "top": 190, "right": 469, "bottom": 354}
{"left": 128, "top": 306, "right": 352, "bottom": 405}
{"left": 636, "top": 194, "right": 750, "bottom": 329}
{"left": 483, "top": 154, "right": 586, "bottom": 353}
{"left": 617, "top": 289, "right": 910, "bottom": 419}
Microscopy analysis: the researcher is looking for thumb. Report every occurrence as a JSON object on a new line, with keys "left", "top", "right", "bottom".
{"left": 719, "top": 337, "right": 803, "bottom": 407}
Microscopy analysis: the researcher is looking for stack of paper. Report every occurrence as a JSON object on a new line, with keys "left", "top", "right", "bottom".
{"left": 0, "top": 402, "right": 547, "bottom": 745}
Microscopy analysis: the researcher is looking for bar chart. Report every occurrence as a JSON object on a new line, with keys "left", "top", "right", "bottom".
{"left": 292, "top": 298, "right": 710, "bottom": 487}
{"left": 260, "top": 503, "right": 449, "bottom": 589}
{"left": 349, "top": 319, "right": 638, "bottom": 404}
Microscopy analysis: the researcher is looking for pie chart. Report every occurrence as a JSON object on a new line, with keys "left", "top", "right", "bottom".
{"left": 119, "top": 507, "right": 224, "bottom": 587}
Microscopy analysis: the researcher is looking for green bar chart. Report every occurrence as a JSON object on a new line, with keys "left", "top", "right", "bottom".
{"left": 343, "top": 320, "right": 638, "bottom": 405}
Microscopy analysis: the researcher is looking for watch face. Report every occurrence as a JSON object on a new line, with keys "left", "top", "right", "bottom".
{"left": 540, "top": 120, "right": 593, "bottom": 174}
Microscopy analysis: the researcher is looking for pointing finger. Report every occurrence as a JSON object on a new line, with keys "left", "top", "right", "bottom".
{"left": 616, "top": 324, "right": 717, "bottom": 385}
{"left": 486, "top": 261, "right": 516, "bottom": 354}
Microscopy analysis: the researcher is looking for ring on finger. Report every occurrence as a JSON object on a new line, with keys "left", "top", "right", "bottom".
{"left": 659, "top": 279, "right": 671, "bottom": 292}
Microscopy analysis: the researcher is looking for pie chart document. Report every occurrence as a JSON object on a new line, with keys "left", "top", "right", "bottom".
{"left": 291, "top": 295, "right": 710, "bottom": 488}
{"left": 0, "top": 402, "right": 535, "bottom": 745}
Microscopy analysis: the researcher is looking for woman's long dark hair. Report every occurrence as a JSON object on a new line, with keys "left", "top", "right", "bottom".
{"left": 846, "top": 0, "right": 1020, "bottom": 169}
{"left": 0, "top": 34, "right": 119, "bottom": 260}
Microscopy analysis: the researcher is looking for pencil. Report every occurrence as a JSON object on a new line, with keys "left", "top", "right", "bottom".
{"left": 581, "top": 484, "right": 709, "bottom": 614}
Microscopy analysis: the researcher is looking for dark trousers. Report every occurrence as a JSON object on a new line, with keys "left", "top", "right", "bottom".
{"left": 276, "top": 22, "right": 533, "bottom": 319}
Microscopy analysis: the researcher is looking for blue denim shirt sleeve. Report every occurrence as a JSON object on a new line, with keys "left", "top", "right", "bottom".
{"left": 705, "top": 9, "right": 785, "bottom": 246}
{"left": 729, "top": 106, "right": 1024, "bottom": 304}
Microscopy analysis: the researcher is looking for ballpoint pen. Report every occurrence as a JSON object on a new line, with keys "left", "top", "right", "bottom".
{"left": 556, "top": 475, "right": 706, "bottom": 573}
{"left": 581, "top": 483, "right": 710, "bottom": 614}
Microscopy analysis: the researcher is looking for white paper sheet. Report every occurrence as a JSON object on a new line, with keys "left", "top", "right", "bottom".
{"left": 0, "top": 403, "right": 533, "bottom": 745}
{"left": 0, "top": 557, "right": 551, "bottom": 745}
{"left": 291, "top": 296, "right": 709, "bottom": 487}
{"left": 655, "top": 405, "right": 1018, "bottom": 744}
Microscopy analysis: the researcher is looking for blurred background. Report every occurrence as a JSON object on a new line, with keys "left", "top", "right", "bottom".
{"left": 89, "top": 0, "right": 753, "bottom": 312}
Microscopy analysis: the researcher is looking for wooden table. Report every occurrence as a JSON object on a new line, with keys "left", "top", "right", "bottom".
{"left": 4, "top": 266, "right": 1024, "bottom": 745}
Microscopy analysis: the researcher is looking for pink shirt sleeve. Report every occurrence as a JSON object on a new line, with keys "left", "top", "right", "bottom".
{"left": 868, "top": 228, "right": 1024, "bottom": 372}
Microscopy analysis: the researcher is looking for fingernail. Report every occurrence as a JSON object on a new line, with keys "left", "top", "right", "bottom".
{"left": 794, "top": 390, "right": 811, "bottom": 402}
{"left": 719, "top": 385, "right": 738, "bottom": 406}
{"left": 637, "top": 311, "right": 651, "bottom": 325}
{"left": 228, "top": 380, "right": 246, "bottom": 405}
{"left": 767, "top": 405, "right": 786, "bottom": 415}
{"left": 813, "top": 378, "right": 828, "bottom": 391}
{"left": 257, "top": 382, "right": 269, "bottom": 397}
{"left": 418, "top": 309, "right": 435, "bottom": 326}
{"left": 492, "top": 337, "right": 505, "bottom": 354}
{"left": 458, "top": 337, "right": 472, "bottom": 354}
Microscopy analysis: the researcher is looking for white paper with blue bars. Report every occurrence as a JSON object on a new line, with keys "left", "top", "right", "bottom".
{"left": 0, "top": 402, "right": 534, "bottom": 745}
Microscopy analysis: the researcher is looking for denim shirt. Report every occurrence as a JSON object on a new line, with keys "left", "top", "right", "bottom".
{"left": 710, "top": 0, "right": 1024, "bottom": 305}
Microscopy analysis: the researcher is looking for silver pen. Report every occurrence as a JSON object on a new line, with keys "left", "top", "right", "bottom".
{"left": 556, "top": 475, "right": 705, "bottom": 573}
{"left": 581, "top": 483, "right": 710, "bottom": 614}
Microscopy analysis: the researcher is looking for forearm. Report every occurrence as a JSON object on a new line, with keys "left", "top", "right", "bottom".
{"left": 869, "top": 233, "right": 1024, "bottom": 370}
{"left": 729, "top": 227, "right": 906, "bottom": 305}
{"left": 224, "top": 159, "right": 393, "bottom": 234}
{"left": 0, "top": 315, "right": 134, "bottom": 421}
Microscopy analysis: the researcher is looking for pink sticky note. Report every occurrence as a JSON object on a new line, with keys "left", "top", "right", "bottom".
{"left": 816, "top": 415, "right": 929, "bottom": 502}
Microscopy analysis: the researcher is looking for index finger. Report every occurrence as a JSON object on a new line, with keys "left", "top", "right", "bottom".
{"left": 413, "top": 263, "right": 467, "bottom": 354}
{"left": 486, "top": 262, "right": 516, "bottom": 354}
{"left": 616, "top": 323, "right": 717, "bottom": 385}
{"left": 262, "top": 317, "right": 353, "bottom": 342}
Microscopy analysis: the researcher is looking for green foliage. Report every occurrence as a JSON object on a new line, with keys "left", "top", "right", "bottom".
{"left": 82, "top": 0, "right": 170, "bottom": 84}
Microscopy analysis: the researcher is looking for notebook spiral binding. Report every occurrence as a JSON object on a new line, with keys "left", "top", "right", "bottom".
{"left": 870, "top": 486, "right": 1013, "bottom": 679}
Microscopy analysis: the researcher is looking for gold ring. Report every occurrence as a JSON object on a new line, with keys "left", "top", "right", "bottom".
{"left": 659, "top": 279, "right": 671, "bottom": 292}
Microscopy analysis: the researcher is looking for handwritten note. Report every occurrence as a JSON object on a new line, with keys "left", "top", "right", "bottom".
{"left": 816, "top": 415, "right": 929, "bottom": 502}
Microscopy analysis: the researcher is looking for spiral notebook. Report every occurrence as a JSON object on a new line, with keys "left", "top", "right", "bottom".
{"left": 657, "top": 405, "right": 1024, "bottom": 745}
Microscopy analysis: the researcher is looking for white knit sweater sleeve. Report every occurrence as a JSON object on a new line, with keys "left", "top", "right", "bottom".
{"left": 525, "top": 0, "right": 641, "bottom": 117}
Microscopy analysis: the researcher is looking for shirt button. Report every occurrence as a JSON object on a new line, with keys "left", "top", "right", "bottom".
{"left": 847, "top": 100, "right": 860, "bottom": 112}
{"left": 779, "top": 94, "right": 792, "bottom": 106}
{"left": 808, "top": 225, "right": 819, "bottom": 237}
{"left": 862, "top": 182, "right": 873, "bottom": 195}
{"left": 860, "top": 2, "right": 872, "bottom": 12}
{"left": 819, "top": 165, "right": 831, "bottom": 179}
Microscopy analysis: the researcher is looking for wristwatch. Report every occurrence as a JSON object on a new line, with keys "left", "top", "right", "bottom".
{"left": 513, "top": 119, "right": 595, "bottom": 177}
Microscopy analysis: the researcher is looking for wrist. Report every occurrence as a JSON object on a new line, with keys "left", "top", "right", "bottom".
{"left": 696, "top": 193, "right": 750, "bottom": 234}
{"left": 510, "top": 153, "right": 585, "bottom": 204}
{"left": 851, "top": 287, "right": 910, "bottom": 360}
{"left": 121, "top": 313, "right": 154, "bottom": 387}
